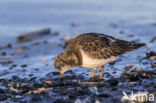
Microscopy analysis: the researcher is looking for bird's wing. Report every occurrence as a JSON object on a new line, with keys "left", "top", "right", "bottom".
{"left": 78, "top": 33, "right": 137, "bottom": 59}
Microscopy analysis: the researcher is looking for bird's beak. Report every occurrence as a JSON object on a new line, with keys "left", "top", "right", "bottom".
{"left": 60, "top": 72, "right": 64, "bottom": 81}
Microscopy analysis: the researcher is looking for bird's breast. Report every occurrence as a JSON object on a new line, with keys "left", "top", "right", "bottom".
{"left": 80, "top": 50, "right": 118, "bottom": 68}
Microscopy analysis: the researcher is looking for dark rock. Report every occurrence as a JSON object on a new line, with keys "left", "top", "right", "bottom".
{"left": 54, "top": 99, "right": 70, "bottom": 103}
{"left": 146, "top": 50, "right": 156, "bottom": 58}
{"left": 19, "top": 85, "right": 32, "bottom": 93}
{"left": 21, "top": 64, "right": 27, "bottom": 68}
{"left": 9, "top": 64, "right": 17, "bottom": 69}
{"left": 0, "top": 86, "right": 7, "bottom": 93}
{"left": 0, "top": 61, "right": 13, "bottom": 64}
{"left": 1, "top": 52, "right": 6, "bottom": 56}
{"left": 17, "top": 28, "right": 51, "bottom": 42}
{"left": 0, "top": 44, "right": 12, "bottom": 49}
{"left": 12, "top": 75, "right": 22, "bottom": 81}
{"left": 97, "top": 92, "right": 112, "bottom": 98}
{"left": 33, "top": 83, "right": 44, "bottom": 88}
{"left": 51, "top": 32, "right": 59, "bottom": 36}
{"left": 151, "top": 61, "right": 156, "bottom": 67}
{"left": 150, "top": 36, "right": 156, "bottom": 42}
{"left": 0, "top": 94, "right": 7, "bottom": 101}
{"left": 71, "top": 22, "right": 79, "bottom": 27}
{"left": 31, "top": 95, "right": 42, "bottom": 102}
{"left": 107, "top": 78, "right": 119, "bottom": 86}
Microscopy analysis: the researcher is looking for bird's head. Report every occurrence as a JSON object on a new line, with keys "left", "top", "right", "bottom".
{"left": 54, "top": 52, "right": 78, "bottom": 80}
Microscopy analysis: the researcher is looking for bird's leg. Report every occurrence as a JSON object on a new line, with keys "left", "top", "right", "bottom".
{"left": 99, "top": 66, "right": 104, "bottom": 80}
{"left": 89, "top": 68, "right": 97, "bottom": 80}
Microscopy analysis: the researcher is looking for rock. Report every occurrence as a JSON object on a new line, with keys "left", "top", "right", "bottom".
{"left": 146, "top": 50, "right": 156, "bottom": 58}
{"left": 150, "top": 36, "right": 156, "bottom": 42}
{"left": 134, "top": 67, "right": 143, "bottom": 72}
{"left": 19, "top": 85, "right": 32, "bottom": 93}
{"left": 21, "top": 64, "right": 27, "bottom": 68}
{"left": 0, "top": 44, "right": 12, "bottom": 49}
{"left": 54, "top": 99, "right": 69, "bottom": 103}
{"left": 71, "top": 22, "right": 79, "bottom": 27}
{"left": 151, "top": 61, "right": 156, "bottom": 67}
{"left": 31, "top": 95, "right": 42, "bottom": 102}
{"left": 107, "top": 78, "right": 119, "bottom": 86}
{"left": 33, "top": 87, "right": 46, "bottom": 94}
{"left": 150, "top": 56, "right": 156, "bottom": 60}
{"left": 124, "top": 64, "right": 133, "bottom": 69}
{"left": 15, "top": 95, "right": 23, "bottom": 99}
{"left": 97, "top": 92, "right": 112, "bottom": 98}
{"left": 42, "top": 59, "right": 47, "bottom": 63}
{"left": 0, "top": 86, "right": 7, "bottom": 93}
{"left": 17, "top": 28, "right": 51, "bottom": 42}
{"left": 1, "top": 52, "right": 6, "bottom": 56}
{"left": 0, "top": 61, "right": 13, "bottom": 64}
{"left": 51, "top": 32, "right": 59, "bottom": 36}
{"left": 0, "top": 94, "right": 7, "bottom": 101}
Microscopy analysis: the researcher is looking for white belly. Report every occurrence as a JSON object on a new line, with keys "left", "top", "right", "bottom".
{"left": 80, "top": 50, "right": 118, "bottom": 68}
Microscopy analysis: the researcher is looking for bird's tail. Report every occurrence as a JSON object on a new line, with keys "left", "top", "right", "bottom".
{"left": 124, "top": 43, "right": 146, "bottom": 52}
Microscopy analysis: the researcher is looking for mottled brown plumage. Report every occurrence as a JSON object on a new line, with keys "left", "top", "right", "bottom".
{"left": 54, "top": 33, "right": 145, "bottom": 80}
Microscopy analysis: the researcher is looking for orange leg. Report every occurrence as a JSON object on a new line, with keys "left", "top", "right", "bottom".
{"left": 99, "top": 66, "right": 104, "bottom": 79}
{"left": 89, "top": 68, "right": 97, "bottom": 80}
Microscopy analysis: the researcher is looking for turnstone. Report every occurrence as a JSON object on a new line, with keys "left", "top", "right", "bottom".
{"left": 54, "top": 33, "right": 145, "bottom": 80}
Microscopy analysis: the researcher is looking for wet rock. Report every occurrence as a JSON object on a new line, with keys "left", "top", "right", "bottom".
{"left": 119, "top": 30, "right": 124, "bottom": 34}
{"left": 21, "top": 64, "right": 27, "bottom": 68}
{"left": 46, "top": 71, "right": 60, "bottom": 76}
{"left": 97, "top": 92, "right": 112, "bottom": 98}
{"left": 0, "top": 86, "right": 7, "bottom": 93}
{"left": 15, "top": 95, "right": 23, "bottom": 99}
{"left": 146, "top": 50, "right": 156, "bottom": 58}
{"left": 128, "top": 34, "right": 134, "bottom": 37}
{"left": 107, "top": 78, "right": 119, "bottom": 86}
{"left": 33, "top": 42, "right": 40, "bottom": 45}
{"left": 9, "top": 64, "right": 17, "bottom": 70}
{"left": 71, "top": 22, "right": 79, "bottom": 27}
{"left": 43, "top": 40, "right": 48, "bottom": 44}
{"left": 0, "top": 94, "right": 7, "bottom": 101}
{"left": 54, "top": 99, "right": 70, "bottom": 103}
{"left": 17, "top": 28, "right": 51, "bottom": 42}
{"left": 18, "top": 84, "right": 32, "bottom": 93}
{"left": 33, "top": 83, "right": 44, "bottom": 88}
{"left": 110, "top": 23, "right": 118, "bottom": 28}
{"left": 0, "top": 44, "right": 12, "bottom": 49}
{"left": 151, "top": 61, "right": 156, "bottom": 67}
{"left": 1, "top": 52, "right": 6, "bottom": 56}
{"left": 149, "top": 56, "right": 156, "bottom": 60}
{"left": 150, "top": 36, "right": 156, "bottom": 42}
{"left": 0, "top": 61, "right": 13, "bottom": 64}
{"left": 134, "top": 67, "right": 143, "bottom": 72}
{"left": 51, "top": 31, "right": 59, "bottom": 36}
{"left": 124, "top": 64, "right": 133, "bottom": 69}
{"left": 31, "top": 95, "right": 42, "bottom": 102}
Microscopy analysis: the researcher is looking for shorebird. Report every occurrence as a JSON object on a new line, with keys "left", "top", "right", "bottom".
{"left": 54, "top": 33, "right": 145, "bottom": 80}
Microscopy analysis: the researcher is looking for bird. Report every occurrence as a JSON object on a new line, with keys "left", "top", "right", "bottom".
{"left": 54, "top": 33, "right": 145, "bottom": 80}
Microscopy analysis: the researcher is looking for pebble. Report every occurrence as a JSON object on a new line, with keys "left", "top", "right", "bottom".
{"left": 134, "top": 67, "right": 143, "bottom": 71}
{"left": 151, "top": 61, "right": 156, "bottom": 67}
{"left": 150, "top": 56, "right": 156, "bottom": 60}
{"left": 51, "top": 32, "right": 59, "bottom": 36}
{"left": 124, "top": 64, "right": 133, "bottom": 69}
{"left": 21, "top": 64, "right": 27, "bottom": 68}
{"left": 150, "top": 36, "right": 156, "bottom": 42}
